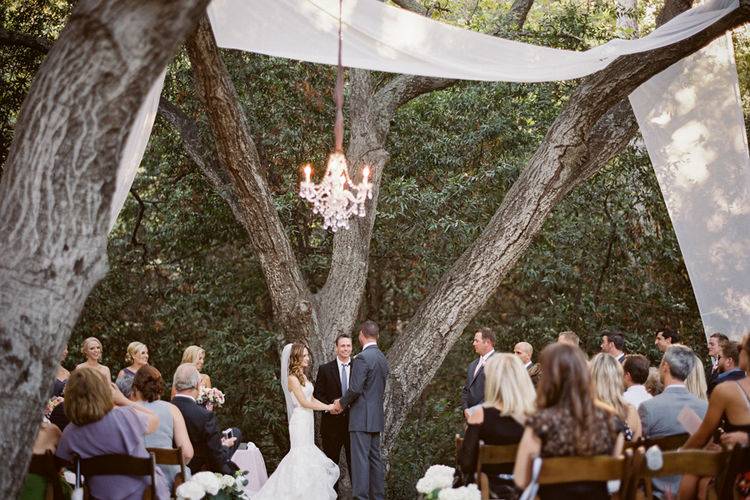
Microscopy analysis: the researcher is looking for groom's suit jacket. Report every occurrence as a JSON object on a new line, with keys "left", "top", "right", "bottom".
{"left": 340, "top": 344, "right": 389, "bottom": 433}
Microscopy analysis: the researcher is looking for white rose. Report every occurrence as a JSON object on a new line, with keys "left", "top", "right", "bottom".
{"left": 437, "top": 484, "right": 480, "bottom": 500}
{"left": 423, "top": 465, "right": 454, "bottom": 489}
{"left": 191, "top": 471, "right": 221, "bottom": 495}
{"left": 176, "top": 480, "right": 206, "bottom": 500}
{"left": 220, "top": 474, "right": 236, "bottom": 489}
{"left": 416, "top": 476, "right": 439, "bottom": 494}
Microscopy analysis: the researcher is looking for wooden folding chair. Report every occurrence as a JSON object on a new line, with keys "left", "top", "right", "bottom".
{"left": 476, "top": 443, "right": 519, "bottom": 500}
{"left": 631, "top": 447, "right": 732, "bottom": 500}
{"left": 626, "top": 433, "right": 690, "bottom": 451}
{"left": 715, "top": 444, "right": 750, "bottom": 500}
{"left": 74, "top": 452, "right": 157, "bottom": 500}
{"left": 532, "top": 451, "right": 634, "bottom": 500}
{"left": 147, "top": 447, "right": 187, "bottom": 495}
{"left": 455, "top": 434, "right": 464, "bottom": 470}
{"left": 28, "top": 450, "right": 66, "bottom": 500}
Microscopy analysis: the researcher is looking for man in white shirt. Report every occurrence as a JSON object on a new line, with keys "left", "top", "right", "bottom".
{"left": 461, "top": 328, "right": 495, "bottom": 414}
{"left": 622, "top": 354, "right": 652, "bottom": 409}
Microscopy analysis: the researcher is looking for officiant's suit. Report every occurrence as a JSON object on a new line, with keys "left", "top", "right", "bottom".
{"left": 314, "top": 358, "right": 352, "bottom": 489}
{"left": 340, "top": 343, "right": 389, "bottom": 500}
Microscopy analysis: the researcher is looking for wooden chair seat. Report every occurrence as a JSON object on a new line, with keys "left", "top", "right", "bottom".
{"left": 74, "top": 453, "right": 157, "bottom": 500}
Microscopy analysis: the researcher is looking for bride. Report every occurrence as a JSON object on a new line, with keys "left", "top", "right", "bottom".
{"left": 253, "top": 343, "right": 340, "bottom": 499}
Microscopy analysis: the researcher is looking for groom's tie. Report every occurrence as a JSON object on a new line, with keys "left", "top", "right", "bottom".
{"left": 341, "top": 363, "right": 349, "bottom": 394}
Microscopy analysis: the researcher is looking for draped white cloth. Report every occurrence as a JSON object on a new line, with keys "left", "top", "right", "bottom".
{"left": 107, "top": 0, "right": 750, "bottom": 338}
{"left": 630, "top": 35, "right": 750, "bottom": 339}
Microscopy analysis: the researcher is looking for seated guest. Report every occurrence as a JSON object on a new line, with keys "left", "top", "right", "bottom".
{"left": 706, "top": 332, "right": 729, "bottom": 388}
{"left": 557, "top": 331, "right": 580, "bottom": 347}
{"left": 171, "top": 364, "right": 239, "bottom": 475}
{"left": 600, "top": 330, "right": 626, "bottom": 363}
{"left": 680, "top": 335, "right": 750, "bottom": 499}
{"left": 590, "top": 353, "right": 641, "bottom": 441}
{"left": 654, "top": 326, "right": 679, "bottom": 353}
{"left": 707, "top": 339, "right": 745, "bottom": 396}
{"left": 514, "top": 343, "right": 624, "bottom": 500}
{"left": 132, "top": 365, "right": 194, "bottom": 490}
{"left": 19, "top": 420, "right": 67, "bottom": 499}
{"left": 685, "top": 354, "right": 708, "bottom": 401}
{"left": 513, "top": 342, "right": 541, "bottom": 386}
{"left": 645, "top": 367, "right": 664, "bottom": 396}
{"left": 75, "top": 337, "right": 111, "bottom": 380}
{"left": 116, "top": 341, "right": 149, "bottom": 398}
{"left": 623, "top": 354, "right": 652, "bottom": 409}
{"left": 55, "top": 368, "right": 169, "bottom": 500}
{"left": 639, "top": 345, "right": 708, "bottom": 498}
{"left": 460, "top": 354, "right": 535, "bottom": 495}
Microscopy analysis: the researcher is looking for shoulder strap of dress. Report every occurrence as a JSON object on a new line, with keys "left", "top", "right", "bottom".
{"left": 734, "top": 380, "right": 750, "bottom": 407}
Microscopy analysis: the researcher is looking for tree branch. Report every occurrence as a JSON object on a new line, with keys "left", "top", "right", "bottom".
{"left": 185, "top": 15, "right": 315, "bottom": 340}
{"left": 0, "top": 27, "right": 52, "bottom": 53}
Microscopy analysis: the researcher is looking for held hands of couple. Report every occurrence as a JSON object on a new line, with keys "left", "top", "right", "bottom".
{"left": 327, "top": 399, "right": 343, "bottom": 415}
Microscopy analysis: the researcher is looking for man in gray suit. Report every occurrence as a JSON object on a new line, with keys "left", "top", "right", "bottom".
{"left": 334, "top": 320, "right": 389, "bottom": 500}
{"left": 461, "top": 327, "right": 496, "bottom": 415}
{"left": 639, "top": 345, "right": 708, "bottom": 497}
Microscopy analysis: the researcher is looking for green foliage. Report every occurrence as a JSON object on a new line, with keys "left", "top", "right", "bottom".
{"left": 3, "top": 2, "right": 749, "bottom": 499}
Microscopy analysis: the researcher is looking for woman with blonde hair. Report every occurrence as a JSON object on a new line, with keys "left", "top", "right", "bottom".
{"left": 590, "top": 353, "right": 642, "bottom": 441}
{"left": 181, "top": 345, "right": 211, "bottom": 388}
{"left": 75, "top": 337, "right": 111, "bottom": 381}
{"left": 116, "top": 341, "right": 149, "bottom": 398}
{"left": 55, "top": 368, "right": 169, "bottom": 499}
{"left": 460, "top": 354, "right": 535, "bottom": 495}
{"left": 685, "top": 354, "right": 708, "bottom": 401}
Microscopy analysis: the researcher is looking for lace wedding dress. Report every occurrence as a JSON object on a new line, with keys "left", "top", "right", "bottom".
{"left": 253, "top": 350, "right": 339, "bottom": 500}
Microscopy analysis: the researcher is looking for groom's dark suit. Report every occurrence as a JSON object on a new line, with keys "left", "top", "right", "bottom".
{"left": 461, "top": 351, "right": 495, "bottom": 410}
{"left": 313, "top": 358, "right": 352, "bottom": 488}
{"left": 340, "top": 343, "right": 389, "bottom": 500}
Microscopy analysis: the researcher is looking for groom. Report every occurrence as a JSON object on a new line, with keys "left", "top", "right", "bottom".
{"left": 333, "top": 320, "right": 389, "bottom": 500}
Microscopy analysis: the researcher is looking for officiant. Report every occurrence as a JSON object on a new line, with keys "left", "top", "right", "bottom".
{"left": 314, "top": 334, "right": 353, "bottom": 491}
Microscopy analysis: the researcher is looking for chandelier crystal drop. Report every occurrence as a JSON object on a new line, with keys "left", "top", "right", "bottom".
{"left": 298, "top": 0, "right": 372, "bottom": 232}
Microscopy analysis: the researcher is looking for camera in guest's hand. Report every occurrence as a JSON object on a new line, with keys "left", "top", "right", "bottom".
{"left": 222, "top": 428, "right": 234, "bottom": 440}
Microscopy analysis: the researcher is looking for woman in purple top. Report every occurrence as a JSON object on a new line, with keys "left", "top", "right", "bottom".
{"left": 55, "top": 367, "right": 169, "bottom": 500}
{"left": 116, "top": 341, "right": 150, "bottom": 398}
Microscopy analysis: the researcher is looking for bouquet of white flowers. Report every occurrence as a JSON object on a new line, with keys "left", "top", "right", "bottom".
{"left": 416, "top": 465, "right": 456, "bottom": 499}
{"left": 176, "top": 471, "right": 249, "bottom": 500}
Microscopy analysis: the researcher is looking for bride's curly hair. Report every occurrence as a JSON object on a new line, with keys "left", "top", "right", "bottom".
{"left": 289, "top": 342, "right": 309, "bottom": 386}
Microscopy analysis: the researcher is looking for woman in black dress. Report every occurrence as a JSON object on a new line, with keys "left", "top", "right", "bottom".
{"left": 460, "top": 353, "right": 536, "bottom": 497}
{"left": 514, "top": 343, "right": 624, "bottom": 500}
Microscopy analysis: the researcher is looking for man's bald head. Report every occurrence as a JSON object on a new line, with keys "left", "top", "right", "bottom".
{"left": 513, "top": 342, "right": 533, "bottom": 364}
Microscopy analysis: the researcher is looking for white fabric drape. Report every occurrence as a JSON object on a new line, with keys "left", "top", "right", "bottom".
{"left": 630, "top": 35, "right": 750, "bottom": 339}
{"left": 108, "top": 0, "right": 750, "bottom": 338}
{"left": 206, "top": 0, "right": 738, "bottom": 82}
{"left": 108, "top": 70, "right": 165, "bottom": 230}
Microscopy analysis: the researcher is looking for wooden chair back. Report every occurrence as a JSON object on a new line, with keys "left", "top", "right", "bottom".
{"left": 476, "top": 443, "right": 519, "bottom": 500}
{"left": 74, "top": 453, "right": 157, "bottom": 500}
{"left": 454, "top": 434, "right": 463, "bottom": 469}
{"left": 28, "top": 451, "right": 66, "bottom": 500}
{"left": 631, "top": 447, "right": 732, "bottom": 500}
{"left": 535, "top": 453, "right": 629, "bottom": 485}
{"left": 147, "top": 447, "right": 187, "bottom": 493}
{"left": 715, "top": 444, "right": 750, "bottom": 500}
{"left": 625, "top": 432, "right": 689, "bottom": 451}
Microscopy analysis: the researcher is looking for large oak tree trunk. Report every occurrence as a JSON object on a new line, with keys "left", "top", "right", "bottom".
{"left": 0, "top": 1, "right": 208, "bottom": 496}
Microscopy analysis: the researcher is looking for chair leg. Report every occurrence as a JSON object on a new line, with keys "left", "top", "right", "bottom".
{"left": 480, "top": 472, "right": 490, "bottom": 500}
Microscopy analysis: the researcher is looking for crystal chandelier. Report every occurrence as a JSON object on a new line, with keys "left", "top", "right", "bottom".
{"left": 298, "top": 0, "right": 372, "bottom": 232}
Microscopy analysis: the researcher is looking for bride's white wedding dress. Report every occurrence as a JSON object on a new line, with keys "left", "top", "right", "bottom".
{"left": 252, "top": 380, "right": 339, "bottom": 499}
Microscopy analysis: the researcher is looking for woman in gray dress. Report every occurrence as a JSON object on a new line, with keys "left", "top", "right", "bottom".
{"left": 132, "top": 365, "right": 194, "bottom": 489}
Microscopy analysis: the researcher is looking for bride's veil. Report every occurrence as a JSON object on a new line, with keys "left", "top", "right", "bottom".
{"left": 280, "top": 343, "right": 295, "bottom": 423}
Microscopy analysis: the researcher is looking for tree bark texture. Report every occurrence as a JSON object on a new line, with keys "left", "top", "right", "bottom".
{"left": 0, "top": 1, "right": 208, "bottom": 497}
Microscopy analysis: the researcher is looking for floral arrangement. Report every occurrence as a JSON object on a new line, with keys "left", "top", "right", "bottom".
{"left": 176, "top": 471, "right": 248, "bottom": 500}
{"left": 43, "top": 396, "right": 64, "bottom": 419}
{"left": 196, "top": 387, "right": 225, "bottom": 411}
{"left": 416, "top": 465, "right": 479, "bottom": 500}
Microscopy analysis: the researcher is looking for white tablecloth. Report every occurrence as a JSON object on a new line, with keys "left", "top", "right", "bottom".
{"left": 232, "top": 444, "right": 268, "bottom": 497}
